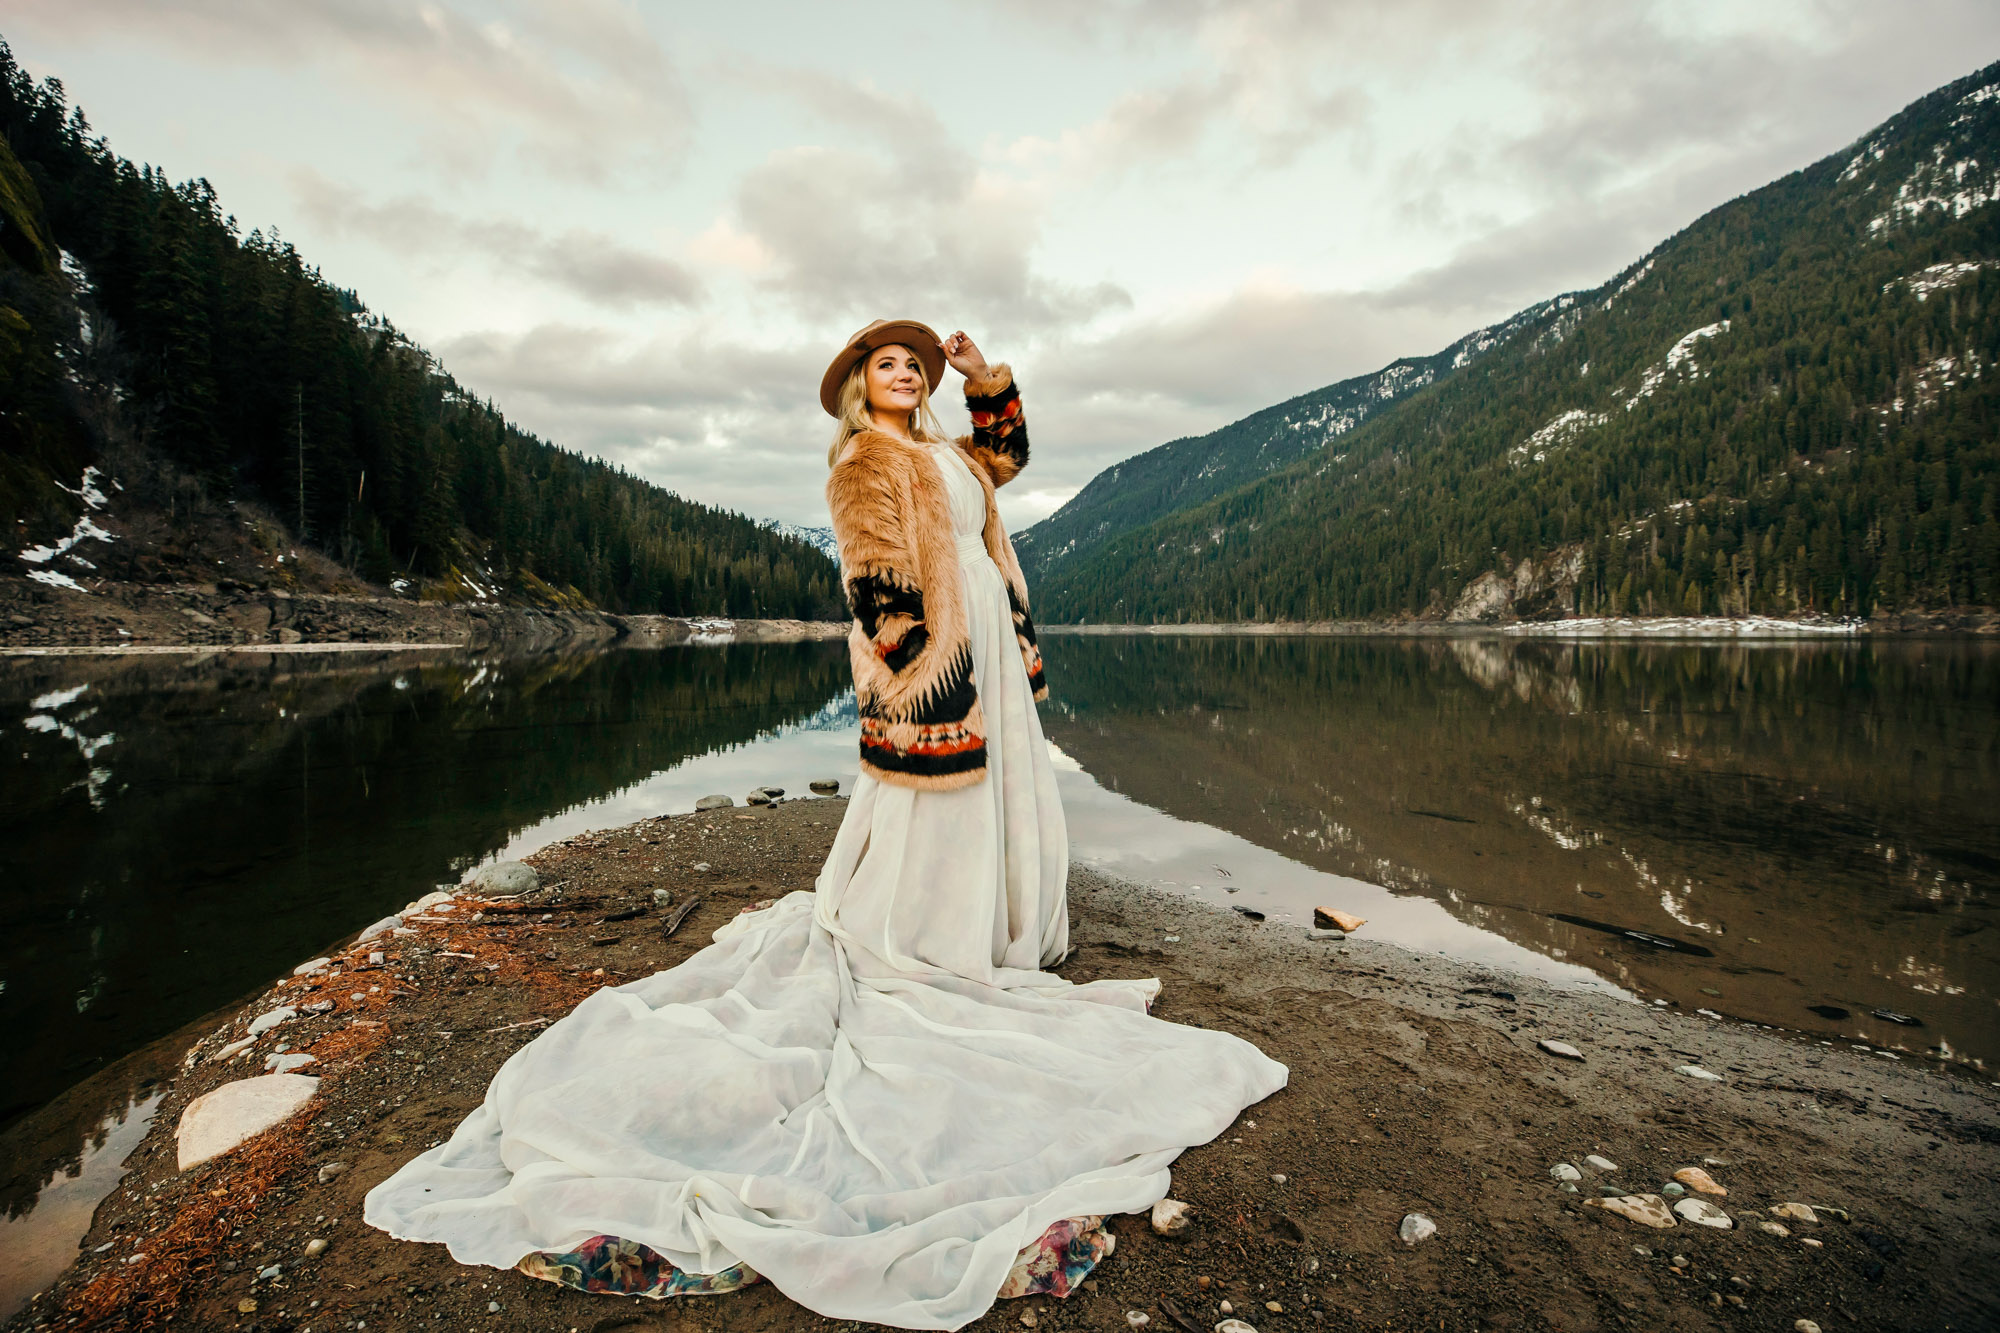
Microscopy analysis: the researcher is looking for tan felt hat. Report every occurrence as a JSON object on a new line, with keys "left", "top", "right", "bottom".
{"left": 820, "top": 318, "right": 945, "bottom": 417}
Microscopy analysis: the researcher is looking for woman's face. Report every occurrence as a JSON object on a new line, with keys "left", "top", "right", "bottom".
{"left": 864, "top": 344, "right": 924, "bottom": 419}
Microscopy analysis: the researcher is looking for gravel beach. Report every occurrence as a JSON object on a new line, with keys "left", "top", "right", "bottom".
{"left": 10, "top": 797, "right": 1997, "bottom": 1333}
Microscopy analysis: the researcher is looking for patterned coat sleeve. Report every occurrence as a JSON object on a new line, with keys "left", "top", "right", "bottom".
{"left": 828, "top": 446, "right": 932, "bottom": 677}
{"left": 957, "top": 364, "right": 1029, "bottom": 487}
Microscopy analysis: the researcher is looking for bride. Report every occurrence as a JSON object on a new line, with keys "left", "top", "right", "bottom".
{"left": 364, "top": 320, "right": 1288, "bottom": 1330}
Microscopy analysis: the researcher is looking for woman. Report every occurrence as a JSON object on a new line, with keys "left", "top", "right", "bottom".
{"left": 364, "top": 320, "right": 1287, "bottom": 1331}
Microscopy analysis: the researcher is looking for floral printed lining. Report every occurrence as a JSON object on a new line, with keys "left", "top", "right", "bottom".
{"left": 516, "top": 1215, "right": 1113, "bottom": 1302}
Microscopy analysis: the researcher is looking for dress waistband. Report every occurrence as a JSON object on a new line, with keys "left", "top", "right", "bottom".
{"left": 955, "top": 531, "right": 991, "bottom": 565}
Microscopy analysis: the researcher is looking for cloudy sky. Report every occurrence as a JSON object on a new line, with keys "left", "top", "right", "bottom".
{"left": 9, "top": 2, "right": 2000, "bottom": 528}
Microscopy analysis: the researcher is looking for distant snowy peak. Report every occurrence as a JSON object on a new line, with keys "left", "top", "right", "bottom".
{"left": 767, "top": 521, "right": 840, "bottom": 563}
{"left": 1842, "top": 72, "right": 2000, "bottom": 237}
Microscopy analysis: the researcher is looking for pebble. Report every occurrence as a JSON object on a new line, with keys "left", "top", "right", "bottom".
{"left": 1672, "top": 1166, "right": 1727, "bottom": 1196}
{"left": 746, "top": 790, "right": 773, "bottom": 806}
{"left": 1127, "top": 1312, "right": 1150, "bottom": 1329}
{"left": 1019, "top": 1310, "right": 1037, "bottom": 1328}
{"left": 1674, "top": 1064, "right": 1723, "bottom": 1081}
{"left": 810, "top": 778, "right": 841, "bottom": 795}
{"left": 292, "top": 957, "right": 331, "bottom": 976}
{"left": 1265, "top": 1302, "right": 1283, "bottom": 1314}
{"left": 653, "top": 888, "right": 672, "bottom": 905}
{"left": 1197, "top": 1276, "right": 1212, "bottom": 1290}
{"left": 488, "top": 1300, "right": 501, "bottom": 1312}
{"left": 1584, "top": 1154, "right": 1618, "bottom": 1172}
{"left": 304, "top": 1238, "right": 328, "bottom": 1257}
{"left": 1800, "top": 1238, "right": 1823, "bottom": 1249}
{"left": 1598, "top": 1186, "right": 1628, "bottom": 1198}
{"left": 1537, "top": 1039, "right": 1584, "bottom": 1061}
{"left": 264, "top": 1052, "right": 317, "bottom": 1074}
{"left": 760, "top": 786, "right": 785, "bottom": 798}
{"left": 1307, "top": 929, "right": 1346, "bottom": 941}
{"left": 1582, "top": 1193, "right": 1674, "bottom": 1229}
{"left": 211, "top": 1037, "right": 255, "bottom": 1063}
{"left": 317, "top": 1161, "right": 348, "bottom": 1183}
{"left": 257, "top": 1264, "right": 282, "bottom": 1280}
{"left": 1795, "top": 1322, "right": 1822, "bottom": 1333}
{"left": 237, "top": 1299, "right": 258, "bottom": 1314}
{"left": 692, "top": 861, "right": 710, "bottom": 872}
{"left": 1313, "top": 907, "right": 1366, "bottom": 932}
{"left": 1151, "top": 1198, "right": 1194, "bottom": 1236}
{"left": 1219, "top": 1300, "right": 1234, "bottom": 1314}
{"left": 694, "top": 795, "right": 733, "bottom": 811}
{"left": 1769, "top": 1202, "right": 1818, "bottom": 1223}
{"left": 1549, "top": 1163, "right": 1582, "bottom": 1182}
{"left": 1757, "top": 1221, "right": 1792, "bottom": 1237}
{"left": 1398, "top": 1213, "right": 1437, "bottom": 1246}
{"left": 1671, "top": 1254, "right": 1690, "bottom": 1268}
{"left": 1270, "top": 1174, "right": 1287, "bottom": 1184}
{"left": 1215, "top": 1322, "right": 1257, "bottom": 1333}
{"left": 1662, "top": 1182, "right": 1686, "bottom": 1196}
{"left": 1672, "top": 1198, "right": 1733, "bottom": 1229}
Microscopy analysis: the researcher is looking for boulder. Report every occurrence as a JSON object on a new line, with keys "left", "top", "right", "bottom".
{"left": 245, "top": 1007, "right": 296, "bottom": 1039}
{"left": 291, "top": 958, "right": 330, "bottom": 976}
{"left": 746, "top": 790, "right": 773, "bottom": 806}
{"left": 465, "top": 860, "right": 539, "bottom": 898}
{"left": 176, "top": 1074, "right": 320, "bottom": 1170}
{"left": 695, "top": 795, "right": 733, "bottom": 811}
{"left": 810, "top": 779, "right": 841, "bottom": 795}
{"left": 356, "top": 914, "right": 402, "bottom": 943}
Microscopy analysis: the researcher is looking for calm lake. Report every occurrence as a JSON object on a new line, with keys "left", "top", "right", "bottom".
{"left": 1, "top": 634, "right": 1996, "bottom": 1312}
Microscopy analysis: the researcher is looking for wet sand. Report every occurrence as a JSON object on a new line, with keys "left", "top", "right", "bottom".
{"left": 9, "top": 799, "right": 1997, "bottom": 1333}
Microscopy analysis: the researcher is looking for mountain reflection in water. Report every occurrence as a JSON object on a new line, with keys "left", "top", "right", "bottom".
{"left": 1038, "top": 634, "right": 1999, "bottom": 1067}
{"left": 0, "top": 644, "right": 852, "bottom": 1131}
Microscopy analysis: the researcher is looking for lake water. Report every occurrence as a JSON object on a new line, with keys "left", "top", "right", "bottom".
{"left": 2, "top": 634, "right": 1995, "bottom": 1314}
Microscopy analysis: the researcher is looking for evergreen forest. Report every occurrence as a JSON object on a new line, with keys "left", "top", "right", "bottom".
{"left": 0, "top": 40, "right": 840, "bottom": 619}
{"left": 1030, "top": 61, "right": 2000, "bottom": 624}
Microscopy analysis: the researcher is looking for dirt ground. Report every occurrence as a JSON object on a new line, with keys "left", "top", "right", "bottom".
{"left": 11, "top": 798, "right": 1998, "bottom": 1333}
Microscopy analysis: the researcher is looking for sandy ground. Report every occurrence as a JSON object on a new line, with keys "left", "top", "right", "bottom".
{"left": 10, "top": 799, "right": 1998, "bottom": 1333}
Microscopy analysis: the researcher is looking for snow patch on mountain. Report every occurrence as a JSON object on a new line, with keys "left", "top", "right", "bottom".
{"left": 766, "top": 521, "right": 840, "bottom": 562}
{"left": 1510, "top": 409, "right": 1608, "bottom": 466}
{"left": 1887, "top": 260, "right": 1990, "bottom": 300}
{"left": 1624, "top": 321, "right": 1731, "bottom": 410}
{"left": 19, "top": 465, "right": 117, "bottom": 593}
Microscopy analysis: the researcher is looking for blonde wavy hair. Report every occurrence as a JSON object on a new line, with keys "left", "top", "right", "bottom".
{"left": 827, "top": 345, "right": 948, "bottom": 467}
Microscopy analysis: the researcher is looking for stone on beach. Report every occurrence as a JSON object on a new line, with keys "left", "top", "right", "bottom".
{"left": 264, "top": 1052, "right": 316, "bottom": 1074}
{"left": 1151, "top": 1198, "right": 1194, "bottom": 1236}
{"left": 176, "top": 1073, "right": 320, "bottom": 1170}
{"left": 1770, "top": 1202, "right": 1818, "bottom": 1223}
{"left": 1313, "top": 907, "right": 1366, "bottom": 932}
{"left": 1214, "top": 1321, "right": 1258, "bottom": 1333}
{"left": 245, "top": 1006, "right": 295, "bottom": 1039}
{"left": 1537, "top": 1039, "right": 1584, "bottom": 1060}
{"left": 1673, "top": 1166, "right": 1727, "bottom": 1196}
{"left": 695, "top": 794, "right": 733, "bottom": 810}
{"left": 1757, "top": 1221, "right": 1792, "bottom": 1237}
{"left": 211, "top": 1036, "right": 254, "bottom": 1062}
{"left": 292, "top": 957, "right": 330, "bottom": 976}
{"left": 1673, "top": 1198, "right": 1734, "bottom": 1229}
{"left": 747, "top": 790, "right": 773, "bottom": 805}
{"left": 1550, "top": 1163, "right": 1582, "bottom": 1182}
{"left": 1126, "top": 1312, "right": 1149, "bottom": 1328}
{"left": 356, "top": 914, "right": 403, "bottom": 942}
{"left": 810, "top": 778, "right": 841, "bottom": 794}
{"left": 1398, "top": 1213, "right": 1437, "bottom": 1245}
{"left": 465, "top": 860, "right": 539, "bottom": 897}
{"left": 1582, "top": 1193, "right": 1676, "bottom": 1229}
{"left": 316, "top": 1161, "right": 347, "bottom": 1183}
{"left": 1585, "top": 1154, "right": 1618, "bottom": 1172}
{"left": 1674, "top": 1064, "right": 1723, "bottom": 1081}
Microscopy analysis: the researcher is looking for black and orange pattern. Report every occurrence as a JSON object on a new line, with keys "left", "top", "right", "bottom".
{"left": 964, "top": 370, "right": 1030, "bottom": 486}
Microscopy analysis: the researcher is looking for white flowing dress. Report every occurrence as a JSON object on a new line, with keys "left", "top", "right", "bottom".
{"left": 364, "top": 442, "right": 1288, "bottom": 1331}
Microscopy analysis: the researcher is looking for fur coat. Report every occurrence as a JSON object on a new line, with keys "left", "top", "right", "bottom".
{"left": 825, "top": 364, "right": 1045, "bottom": 791}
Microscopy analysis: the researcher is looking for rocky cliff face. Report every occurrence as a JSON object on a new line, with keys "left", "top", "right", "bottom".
{"left": 1444, "top": 546, "right": 1585, "bottom": 623}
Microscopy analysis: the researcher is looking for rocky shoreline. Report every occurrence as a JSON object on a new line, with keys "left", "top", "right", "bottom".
{"left": 0, "top": 574, "right": 847, "bottom": 652}
{"left": 8, "top": 799, "right": 1999, "bottom": 1333}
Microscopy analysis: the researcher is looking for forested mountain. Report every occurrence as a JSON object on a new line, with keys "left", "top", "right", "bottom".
{"left": 1037, "top": 61, "right": 2000, "bottom": 625}
{"left": 1013, "top": 303, "right": 1562, "bottom": 580}
{"left": 0, "top": 41, "right": 841, "bottom": 618}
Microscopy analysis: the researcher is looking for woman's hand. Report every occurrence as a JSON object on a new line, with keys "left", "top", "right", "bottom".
{"left": 942, "top": 330, "right": 990, "bottom": 380}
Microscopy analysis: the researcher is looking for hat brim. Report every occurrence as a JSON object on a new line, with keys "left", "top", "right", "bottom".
{"left": 820, "top": 320, "right": 946, "bottom": 417}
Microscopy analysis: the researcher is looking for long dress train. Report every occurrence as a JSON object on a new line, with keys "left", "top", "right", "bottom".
{"left": 363, "top": 442, "right": 1288, "bottom": 1331}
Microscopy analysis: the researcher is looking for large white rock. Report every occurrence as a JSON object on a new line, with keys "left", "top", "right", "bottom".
{"left": 245, "top": 1007, "right": 296, "bottom": 1039}
{"left": 1150, "top": 1198, "right": 1194, "bottom": 1236}
{"left": 465, "top": 860, "right": 539, "bottom": 898}
{"left": 1673, "top": 1198, "right": 1734, "bottom": 1229}
{"left": 176, "top": 1074, "right": 320, "bottom": 1170}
